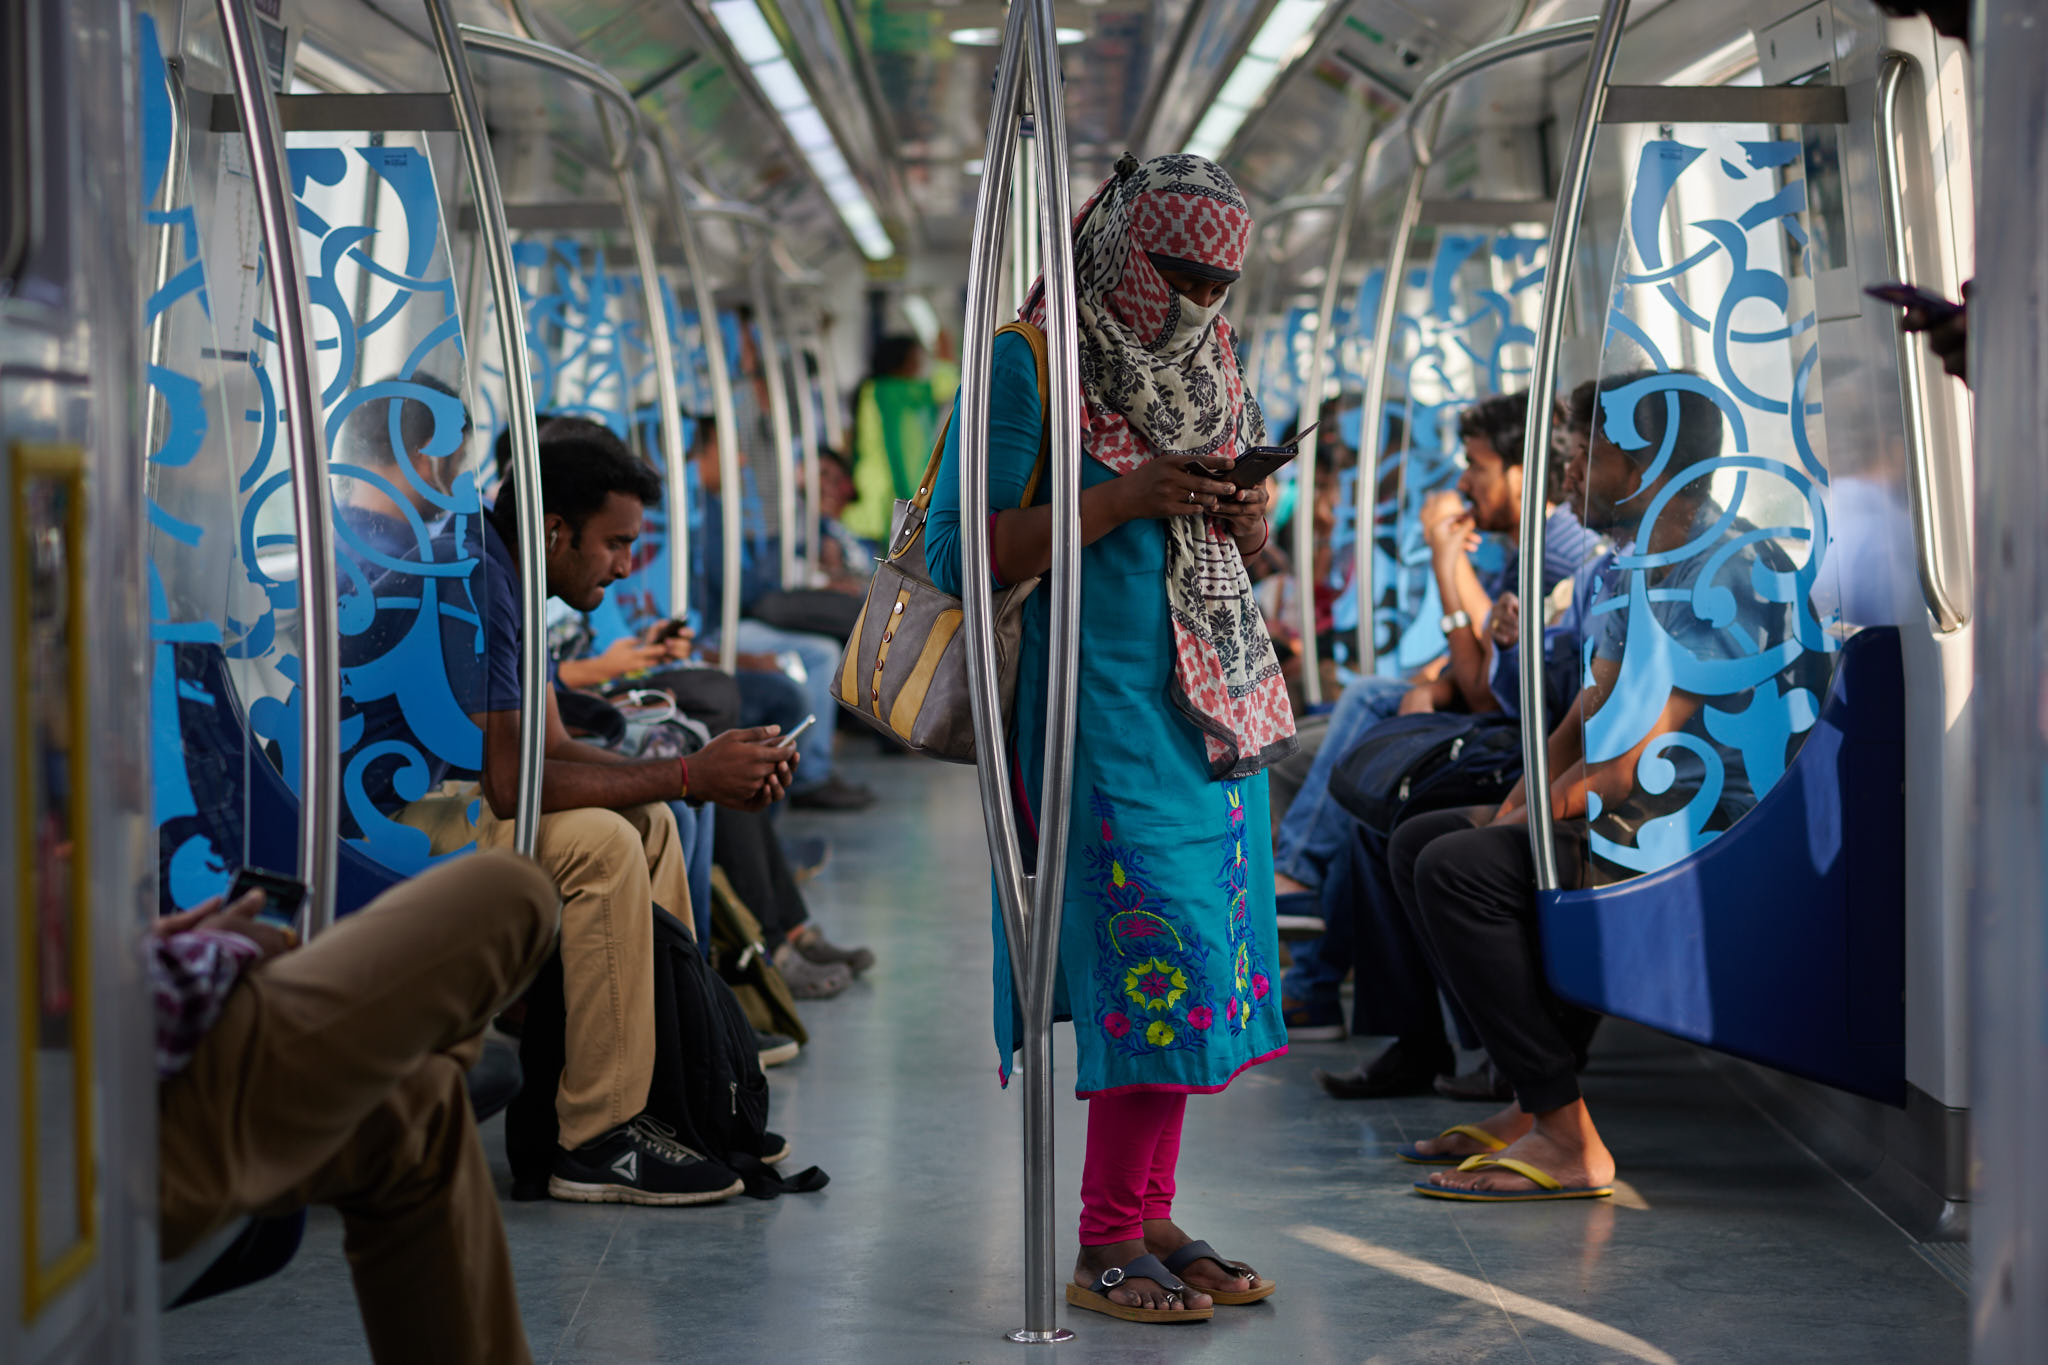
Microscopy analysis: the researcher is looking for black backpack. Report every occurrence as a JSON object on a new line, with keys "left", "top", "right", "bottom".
{"left": 507, "top": 906, "right": 827, "bottom": 1199}
{"left": 1329, "top": 711, "right": 1524, "bottom": 838}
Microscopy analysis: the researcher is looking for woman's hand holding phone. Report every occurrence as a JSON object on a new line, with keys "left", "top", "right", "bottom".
{"left": 1110, "top": 455, "right": 1241, "bottom": 522}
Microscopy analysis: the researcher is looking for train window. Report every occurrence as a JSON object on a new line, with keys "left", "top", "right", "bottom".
{"left": 2, "top": 1, "right": 31, "bottom": 284}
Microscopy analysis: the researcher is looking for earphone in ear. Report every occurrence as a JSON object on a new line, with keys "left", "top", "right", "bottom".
{"left": 548, "top": 529, "right": 559, "bottom": 553}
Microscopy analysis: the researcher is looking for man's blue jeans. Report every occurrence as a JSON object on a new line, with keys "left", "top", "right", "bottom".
{"left": 1274, "top": 674, "right": 1411, "bottom": 889}
{"left": 668, "top": 800, "right": 717, "bottom": 953}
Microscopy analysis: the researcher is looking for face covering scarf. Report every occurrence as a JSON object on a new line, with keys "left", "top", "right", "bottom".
{"left": 1021, "top": 154, "right": 1297, "bottom": 779}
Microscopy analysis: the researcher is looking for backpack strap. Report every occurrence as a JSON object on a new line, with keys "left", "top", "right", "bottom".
{"left": 903, "top": 321, "right": 1055, "bottom": 517}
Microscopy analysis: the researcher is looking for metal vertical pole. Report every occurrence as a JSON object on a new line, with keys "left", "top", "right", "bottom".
{"left": 960, "top": 0, "right": 1079, "bottom": 1343}
{"left": 143, "top": 56, "right": 190, "bottom": 474}
{"left": 1516, "top": 0, "right": 1631, "bottom": 893}
{"left": 788, "top": 304, "right": 824, "bottom": 580}
{"left": 429, "top": 0, "right": 548, "bottom": 855}
{"left": 1352, "top": 142, "right": 1428, "bottom": 678}
{"left": 216, "top": 0, "right": 341, "bottom": 932}
{"left": 1294, "top": 137, "right": 1369, "bottom": 704}
{"left": 748, "top": 239, "right": 800, "bottom": 589}
{"left": 612, "top": 132, "right": 690, "bottom": 623}
{"left": 651, "top": 146, "right": 744, "bottom": 671}
{"left": 812, "top": 316, "right": 848, "bottom": 452}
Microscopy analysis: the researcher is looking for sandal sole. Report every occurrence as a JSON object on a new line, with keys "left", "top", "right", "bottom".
{"left": 547, "top": 1176, "right": 744, "bottom": 1206}
{"left": 1205, "top": 1280, "right": 1277, "bottom": 1305}
{"left": 1064, "top": 1284, "right": 1213, "bottom": 1323}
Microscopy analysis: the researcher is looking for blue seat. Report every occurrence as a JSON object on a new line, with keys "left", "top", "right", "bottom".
{"left": 1539, "top": 627, "right": 1906, "bottom": 1105}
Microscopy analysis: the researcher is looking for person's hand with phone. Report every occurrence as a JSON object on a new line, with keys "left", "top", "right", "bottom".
{"left": 1420, "top": 489, "right": 1479, "bottom": 560}
{"left": 1209, "top": 471, "right": 1270, "bottom": 555}
{"left": 1108, "top": 454, "right": 1242, "bottom": 522}
{"left": 685, "top": 725, "right": 800, "bottom": 811}
{"left": 640, "top": 619, "right": 696, "bottom": 664}
{"left": 153, "top": 890, "right": 300, "bottom": 962}
{"left": 1489, "top": 590, "right": 1521, "bottom": 650}
{"left": 1871, "top": 278, "right": 1971, "bottom": 386}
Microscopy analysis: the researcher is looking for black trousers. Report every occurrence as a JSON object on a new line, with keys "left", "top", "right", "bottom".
{"left": 712, "top": 805, "right": 808, "bottom": 949}
{"left": 1386, "top": 807, "right": 1600, "bottom": 1114}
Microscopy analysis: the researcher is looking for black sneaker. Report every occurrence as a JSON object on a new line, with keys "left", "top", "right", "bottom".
{"left": 548, "top": 1116, "right": 744, "bottom": 1206}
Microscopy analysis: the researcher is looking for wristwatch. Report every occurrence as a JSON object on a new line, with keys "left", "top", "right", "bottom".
{"left": 1441, "top": 608, "right": 1473, "bottom": 634}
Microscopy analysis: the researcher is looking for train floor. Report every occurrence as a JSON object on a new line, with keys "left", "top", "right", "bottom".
{"left": 163, "top": 752, "right": 1969, "bottom": 1363}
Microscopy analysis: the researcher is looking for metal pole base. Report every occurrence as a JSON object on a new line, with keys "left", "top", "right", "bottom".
{"left": 1006, "top": 1328, "right": 1076, "bottom": 1345}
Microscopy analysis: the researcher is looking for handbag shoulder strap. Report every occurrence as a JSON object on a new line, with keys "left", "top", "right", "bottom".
{"left": 905, "top": 321, "right": 1054, "bottom": 516}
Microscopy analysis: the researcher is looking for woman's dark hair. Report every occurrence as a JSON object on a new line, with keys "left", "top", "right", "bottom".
{"left": 1565, "top": 379, "right": 1599, "bottom": 437}
{"left": 1457, "top": 390, "right": 1530, "bottom": 467}
{"left": 872, "top": 334, "right": 922, "bottom": 379}
{"left": 489, "top": 417, "right": 663, "bottom": 553}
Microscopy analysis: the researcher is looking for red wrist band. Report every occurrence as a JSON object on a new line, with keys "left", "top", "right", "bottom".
{"left": 678, "top": 755, "right": 690, "bottom": 799}
{"left": 1246, "top": 516, "right": 1270, "bottom": 556}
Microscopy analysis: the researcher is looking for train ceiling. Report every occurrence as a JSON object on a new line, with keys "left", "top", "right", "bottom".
{"left": 289, "top": 0, "right": 1636, "bottom": 273}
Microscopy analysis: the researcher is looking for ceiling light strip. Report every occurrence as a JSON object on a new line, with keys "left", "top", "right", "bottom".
{"left": 710, "top": 0, "right": 894, "bottom": 260}
{"left": 1184, "top": 0, "right": 1333, "bottom": 160}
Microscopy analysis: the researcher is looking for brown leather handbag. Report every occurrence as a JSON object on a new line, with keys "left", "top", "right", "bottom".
{"left": 829, "top": 321, "right": 1050, "bottom": 764}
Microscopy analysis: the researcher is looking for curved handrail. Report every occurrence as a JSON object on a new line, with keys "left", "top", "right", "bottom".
{"left": 608, "top": 134, "right": 690, "bottom": 630}
{"left": 456, "top": 25, "right": 639, "bottom": 172}
{"left": 1517, "top": 0, "right": 1632, "bottom": 893}
{"left": 215, "top": 0, "right": 341, "bottom": 931}
{"left": 745, "top": 239, "right": 802, "bottom": 588}
{"left": 649, "top": 140, "right": 745, "bottom": 670}
{"left": 428, "top": 0, "right": 549, "bottom": 853}
{"left": 1406, "top": 17, "right": 1603, "bottom": 167}
{"left": 1875, "top": 52, "right": 1968, "bottom": 633}
{"left": 960, "top": 0, "right": 1082, "bottom": 1340}
{"left": 1292, "top": 134, "right": 1372, "bottom": 705}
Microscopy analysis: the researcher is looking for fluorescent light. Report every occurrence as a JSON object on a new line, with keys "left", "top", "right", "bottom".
{"left": 949, "top": 25, "right": 1085, "bottom": 46}
{"left": 709, "top": 0, "right": 895, "bottom": 261}
{"left": 1184, "top": 0, "right": 1332, "bottom": 159}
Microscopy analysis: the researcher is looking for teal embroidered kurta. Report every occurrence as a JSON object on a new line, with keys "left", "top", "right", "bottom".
{"left": 926, "top": 331, "right": 1289, "bottom": 1097}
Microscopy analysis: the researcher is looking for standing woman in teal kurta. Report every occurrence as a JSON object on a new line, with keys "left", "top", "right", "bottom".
{"left": 927, "top": 154, "right": 1297, "bottom": 1324}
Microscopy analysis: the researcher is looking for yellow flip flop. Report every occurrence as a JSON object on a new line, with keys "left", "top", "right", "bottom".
{"left": 1413, "top": 1154, "right": 1614, "bottom": 1201}
{"left": 1396, "top": 1123, "right": 1510, "bottom": 1166}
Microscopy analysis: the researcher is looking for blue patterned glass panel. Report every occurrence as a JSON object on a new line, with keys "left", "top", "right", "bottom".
{"left": 138, "top": 13, "right": 253, "bottom": 911}
{"left": 1572, "top": 126, "right": 1845, "bottom": 886}
{"left": 233, "top": 131, "right": 487, "bottom": 876}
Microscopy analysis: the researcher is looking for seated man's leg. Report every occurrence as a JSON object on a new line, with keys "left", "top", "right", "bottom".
{"left": 1273, "top": 674, "right": 1411, "bottom": 890}
{"left": 477, "top": 806, "right": 663, "bottom": 1148}
{"left": 730, "top": 618, "right": 844, "bottom": 794}
{"left": 160, "top": 852, "right": 557, "bottom": 1365}
{"left": 1404, "top": 821, "right": 1614, "bottom": 1194}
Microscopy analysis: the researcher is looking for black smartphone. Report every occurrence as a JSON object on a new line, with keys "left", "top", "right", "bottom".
{"left": 650, "top": 618, "right": 692, "bottom": 643}
{"left": 1864, "top": 281, "right": 1963, "bottom": 321}
{"left": 227, "top": 866, "right": 308, "bottom": 930}
{"left": 1199, "top": 421, "right": 1317, "bottom": 488}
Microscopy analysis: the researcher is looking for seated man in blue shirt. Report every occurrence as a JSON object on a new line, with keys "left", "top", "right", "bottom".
{"left": 1278, "top": 388, "right": 1602, "bottom": 1046}
{"left": 1396, "top": 369, "right": 1804, "bottom": 1199}
{"left": 359, "top": 412, "right": 798, "bottom": 1206}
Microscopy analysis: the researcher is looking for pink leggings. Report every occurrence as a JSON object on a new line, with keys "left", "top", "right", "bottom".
{"left": 1079, "top": 1091, "right": 1188, "bottom": 1246}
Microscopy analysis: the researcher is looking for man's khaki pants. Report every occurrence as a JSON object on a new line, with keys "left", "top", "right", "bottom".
{"left": 400, "top": 788, "right": 691, "bottom": 1147}
{"left": 159, "top": 851, "right": 558, "bottom": 1365}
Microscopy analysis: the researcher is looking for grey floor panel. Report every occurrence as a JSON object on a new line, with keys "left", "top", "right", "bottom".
{"left": 161, "top": 753, "right": 1966, "bottom": 1363}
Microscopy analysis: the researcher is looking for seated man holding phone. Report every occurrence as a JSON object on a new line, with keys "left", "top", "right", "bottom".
{"left": 364, "top": 418, "right": 800, "bottom": 1207}
{"left": 155, "top": 852, "right": 560, "bottom": 1364}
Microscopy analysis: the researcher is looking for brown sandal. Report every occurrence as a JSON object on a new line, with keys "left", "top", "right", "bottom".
{"left": 1065, "top": 1254, "right": 1215, "bottom": 1323}
{"left": 1163, "top": 1239, "right": 1276, "bottom": 1305}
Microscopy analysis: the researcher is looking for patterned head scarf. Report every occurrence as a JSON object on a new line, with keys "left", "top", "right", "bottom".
{"left": 1022, "top": 153, "right": 1296, "bottom": 780}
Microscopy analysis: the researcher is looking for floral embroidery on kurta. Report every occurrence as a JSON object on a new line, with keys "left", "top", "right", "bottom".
{"left": 1217, "top": 781, "right": 1272, "bottom": 1035}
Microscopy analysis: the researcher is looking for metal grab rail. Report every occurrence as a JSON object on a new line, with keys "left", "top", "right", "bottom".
{"left": 427, "top": 0, "right": 548, "bottom": 854}
{"left": 1353, "top": 17, "right": 1599, "bottom": 678}
{"left": 812, "top": 318, "right": 847, "bottom": 452}
{"left": 1875, "top": 52, "right": 1968, "bottom": 633}
{"left": 215, "top": 0, "right": 342, "bottom": 931}
{"left": 456, "top": 27, "right": 691, "bottom": 628}
{"left": 746, "top": 240, "right": 802, "bottom": 589}
{"left": 1516, "top": 0, "right": 1632, "bottom": 893}
{"left": 1292, "top": 135, "right": 1372, "bottom": 704}
{"left": 651, "top": 143, "right": 745, "bottom": 671}
{"left": 959, "top": 0, "right": 1082, "bottom": 1341}
{"left": 1406, "top": 17, "right": 1604, "bottom": 167}
{"left": 455, "top": 26, "right": 639, "bottom": 171}
{"left": 787, "top": 304, "right": 824, "bottom": 581}
{"left": 143, "top": 55, "right": 191, "bottom": 474}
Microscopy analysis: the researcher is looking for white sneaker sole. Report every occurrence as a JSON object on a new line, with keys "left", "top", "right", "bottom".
{"left": 547, "top": 1175, "right": 744, "bottom": 1206}
{"left": 758, "top": 1040, "right": 801, "bottom": 1067}
{"left": 1275, "top": 914, "right": 1327, "bottom": 938}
